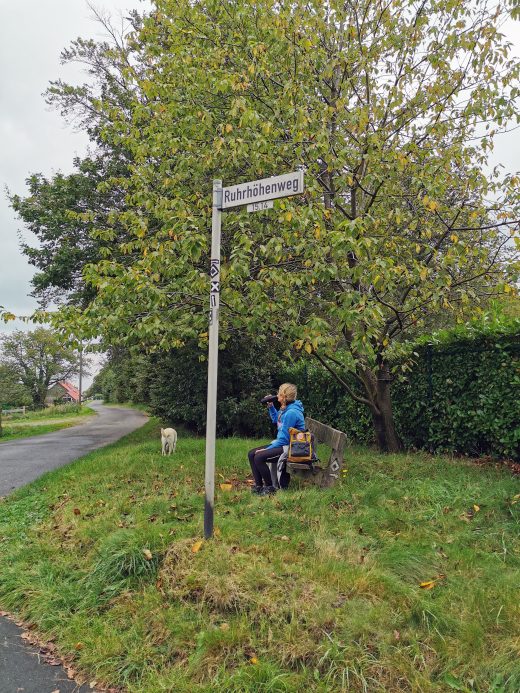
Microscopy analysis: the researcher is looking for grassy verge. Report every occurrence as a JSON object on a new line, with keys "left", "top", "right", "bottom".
{"left": 0, "top": 420, "right": 518, "bottom": 692}
{"left": 0, "top": 405, "right": 95, "bottom": 442}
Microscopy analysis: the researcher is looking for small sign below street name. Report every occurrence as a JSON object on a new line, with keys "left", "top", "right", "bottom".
{"left": 247, "top": 200, "right": 274, "bottom": 213}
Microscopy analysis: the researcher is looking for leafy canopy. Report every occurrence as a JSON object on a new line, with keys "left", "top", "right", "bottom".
{"left": 42, "top": 0, "right": 519, "bottom": 376}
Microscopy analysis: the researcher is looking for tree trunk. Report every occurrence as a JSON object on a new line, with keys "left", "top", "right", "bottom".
{"left": 358, "top": 364, "right": 402, "bottom": 453}
{"left": 374, "top": 366, "right": 402, "bottom": 453}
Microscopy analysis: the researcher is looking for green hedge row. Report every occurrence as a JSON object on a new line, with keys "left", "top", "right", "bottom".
{"left": 280, "top": 321, "right": 520, "bottom": 461}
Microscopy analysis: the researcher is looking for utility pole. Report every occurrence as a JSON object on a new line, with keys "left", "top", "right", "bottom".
{"left": 78, "top": 345, "right": 83, "bottom": 406}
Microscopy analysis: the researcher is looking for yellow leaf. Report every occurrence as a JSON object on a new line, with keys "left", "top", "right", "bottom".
{"left": 383, "top": 337, "right": 389, "bottom": 347}
{"left": 225, "top": 123, "right": 233, "bottom": 133}
{"left": 304, "top": 343, "right": 312, "bottom": 354}
{"left": 214, "top": 526, "right": 222, "bottom": 537}
{"left": 419, "top": 580, "right": 436, "bottom": 589}
{"left": 248, "top": 64, "right": 255, "bottom": 75}
{"left": 143, "top": 549, "right": 153, "bottom": 561}
{"left": 314, "top": 225, "right": 321, "bottom": 239}
{"left": 473, "top": 504, "right": 480, "bottom": 512}
{"left": 250, "top": 656, "right": 259, "bottom": 665}
{"left": 285, "top": 211, "right": 292, "bottom": 222}
{"left": 416, "top": 244, "right": 421, "bottom": 253}
{"left": 220, "top": 483, "right": 233, "bottom": 491}
{"left": 450, "top": 234, "right": 459, "bottom": 243}
{"left": 192, "top": 540, "right": 203, "bottom": 553}
{"left": 504, "top": 284, "right": 511, "bottom": 293}
{"left": 420, "top": 267, "right": 427, "bottom": 281}
{"left": 220, "top": 622, "right": 230, "bottom": 631}
{"left": 294, "top": 339, "right": 303, "bottom": 350}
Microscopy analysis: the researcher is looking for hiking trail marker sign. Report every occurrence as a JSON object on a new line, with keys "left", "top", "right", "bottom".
{"left": 204, "top": 170, "right": 305, "bottom": 538}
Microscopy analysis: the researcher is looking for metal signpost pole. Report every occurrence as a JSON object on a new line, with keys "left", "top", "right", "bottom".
{"left": 204, "top": 179, "right": 222, "bottom": 539}
{"left": 203, "top": 170, "right": 303, "bottom": 540}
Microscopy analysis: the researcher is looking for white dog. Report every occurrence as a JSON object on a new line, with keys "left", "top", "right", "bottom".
{"left": 161, "top": 427, "right": 177, "bottom": 455}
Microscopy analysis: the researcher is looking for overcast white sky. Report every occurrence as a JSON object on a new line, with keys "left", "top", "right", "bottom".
{"left": 0, "top": 2, "right": 519, "bottom": 351}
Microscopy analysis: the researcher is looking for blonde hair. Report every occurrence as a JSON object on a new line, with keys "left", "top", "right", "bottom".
{"left": 278, "top": 382, "right": 297, "bottom": 403}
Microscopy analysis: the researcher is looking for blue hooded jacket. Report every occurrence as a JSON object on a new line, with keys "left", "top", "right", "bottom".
{"left": 266, "top": 400, "right": 305, "bottom": 449}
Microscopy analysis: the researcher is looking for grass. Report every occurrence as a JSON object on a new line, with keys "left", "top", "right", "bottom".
{"left": 0, "top": 420, "right": 518, "bottom": 692}
{"left": 0, "top": 404, "right": 95, "bottom": 442}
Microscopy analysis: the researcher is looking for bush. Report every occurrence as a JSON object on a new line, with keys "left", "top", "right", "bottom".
{"left": 275, "top": 361, "right": 373, "bottom": 445}
{"left": 393, "top": 320, "right": 520, "bottom": 460}
{"left": 283, "top": 318, "right": 520, "bottom": 461}
{"left": 147, "top": 340, "right": 285, "bottom": 437}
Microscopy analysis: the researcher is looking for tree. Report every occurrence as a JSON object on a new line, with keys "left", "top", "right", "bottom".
{"left": 0, "top": 365, "right": 32, "bottom": 408}
{"left": 0, "top": 329, "right": 83, "bottom": 407}
{"left": 37, "top": 1, "right": 520, "bottom": 450}
{"left": 9, "top": 8, "right": 146, "bottom": 309}
{"left": 9, "top": 156, "right": 129, "bottom": 308}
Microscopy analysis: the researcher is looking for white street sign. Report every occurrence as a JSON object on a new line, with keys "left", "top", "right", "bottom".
{"left": 204, "top": 168, "right": 304, "bottom": 540}
{"left": 222, "top": 170, "right": 304, "bottom": 210}
{"left": 247, "top": 200, "right": 274, "bottom": 213}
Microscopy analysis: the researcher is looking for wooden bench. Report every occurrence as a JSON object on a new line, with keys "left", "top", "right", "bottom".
{"left": 270, "top": 417, "right": 347, "bottom": 488}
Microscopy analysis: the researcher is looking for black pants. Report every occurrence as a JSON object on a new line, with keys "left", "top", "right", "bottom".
{"left": 248, "top": 446, "right": 290, "bottom": 488}
{"left": 248, "top": 446, "right": 283, "bottom": 487}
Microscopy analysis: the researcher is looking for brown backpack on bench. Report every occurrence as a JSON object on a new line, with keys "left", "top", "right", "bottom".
{"left": 287, "top": 427, "right": 317, "bottom": 466}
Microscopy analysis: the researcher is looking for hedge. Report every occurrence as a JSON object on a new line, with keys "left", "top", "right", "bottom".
{"left": 280, "top": 319, "right": 520, "bottom": 461}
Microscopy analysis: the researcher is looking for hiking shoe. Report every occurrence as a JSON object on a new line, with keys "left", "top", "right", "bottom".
{"left": 250, "top": 485, "right": 263, "bottom": 495}
{"left": 259, "top": 485, "right": 277, "bottom": 496}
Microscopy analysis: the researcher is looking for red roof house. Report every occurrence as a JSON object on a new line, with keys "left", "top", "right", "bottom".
{"left": 45, "top": 381, "right": 80, "bottom": 405}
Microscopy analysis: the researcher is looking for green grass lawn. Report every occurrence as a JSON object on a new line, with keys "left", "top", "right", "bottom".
{"left": 0, "top": 404, "right": 95, "bottom": 442}
{"left": 0, "top": 420, "right": 518, "bottom": 692}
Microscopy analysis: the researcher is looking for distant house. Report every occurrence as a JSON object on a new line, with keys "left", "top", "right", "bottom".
{"left": 45, "top": 381, "right": 80, "bottom": 406}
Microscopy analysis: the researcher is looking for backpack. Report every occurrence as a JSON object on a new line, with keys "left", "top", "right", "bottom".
{"left": 287, "top": 427, "right": 317, "bottom": 465}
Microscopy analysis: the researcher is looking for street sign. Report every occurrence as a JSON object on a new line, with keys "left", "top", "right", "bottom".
{"left": 247, "top": 200, "right": 273, "bottom": 213}
{"left": 222, "top": 170, "right": 304, "bottom": 210}
{"left": 204, "top": 169, "right": 304, "bottom": 540}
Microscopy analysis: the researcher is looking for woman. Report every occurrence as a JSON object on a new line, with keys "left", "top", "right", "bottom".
{"left": 248, "top": 382, "right": 305, "bottom": 495}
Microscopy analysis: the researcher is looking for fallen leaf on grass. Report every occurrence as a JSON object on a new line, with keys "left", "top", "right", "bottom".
{"left": 214, "top": 527, "right": 221, "bottom": 537}
{"left": 393, "top": 630, "right": 400, "bottom": 641}
{"left": 220, "top": 483, "right": 233, "bottom": 491}
{"left": 419, "top": 574, "right": 446, "bottom": 589}
{"left": 73, "top": 508, "right": 81, "bottom": 515}
{"left": 250, "top": 656, "right": 259, "bottom": 665}
{"left": 192, "top": 540, "right": 203, "bottom": 553}
{"left": 142, "top": 549, "right": 153, "bottom": 561}
{"left": 220, "top": 622, "right": 230, "bottom": 631}
{"left": 74, "top": 642, "right": 84, "bottom": 650}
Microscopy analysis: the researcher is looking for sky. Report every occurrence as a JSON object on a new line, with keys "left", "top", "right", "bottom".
{"left": 0, "top": 1, "right": 519, "bottom": 381}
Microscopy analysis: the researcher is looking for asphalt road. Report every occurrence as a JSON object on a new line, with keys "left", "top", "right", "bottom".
{"left": 0, "top": 401, "right": 147, "bottom": 497}
{"left": 0, "top": 402, "right": 148, "bottom": 693}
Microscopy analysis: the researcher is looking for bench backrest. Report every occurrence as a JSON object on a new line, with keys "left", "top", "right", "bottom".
{"left": 305, "top": 417, "right": 347, "bottom": 487}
